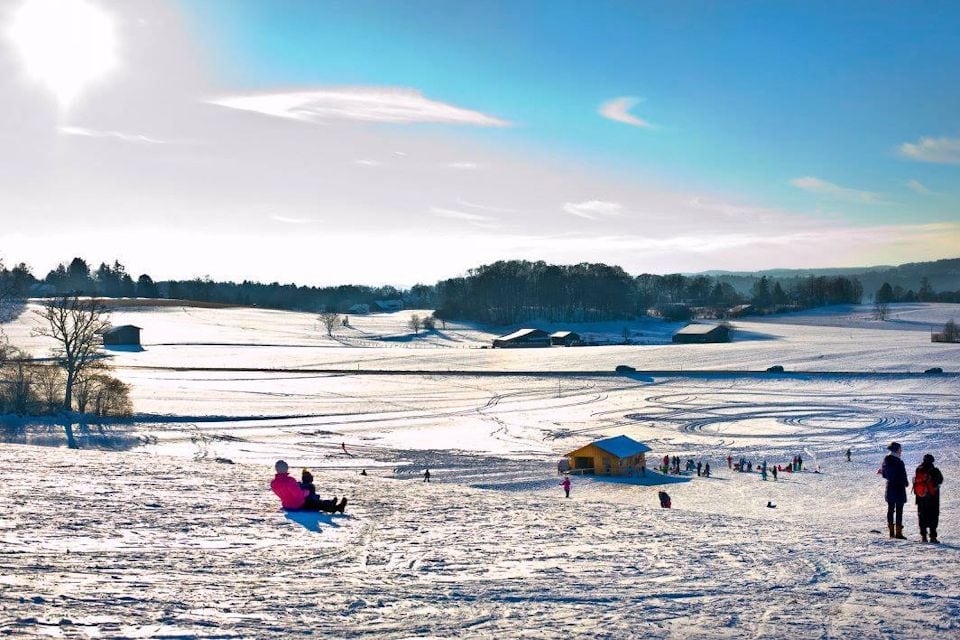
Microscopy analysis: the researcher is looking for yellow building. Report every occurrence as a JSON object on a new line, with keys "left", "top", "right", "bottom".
{"left": 565, "top": 435, "right": 651, "bottom": 476}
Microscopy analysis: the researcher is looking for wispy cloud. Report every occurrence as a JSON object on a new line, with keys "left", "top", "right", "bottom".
{"left": 59, "top": 126, "right": 166, "bottom": 144}
{"left": 430, "top": 206, "right": 499, "bottom": 229}
{"left": 270, "top": 214, "right": 316, "bottom": 224}
{"left": 444, "top": 161, "right": 480, "bottom": 169}
{"left": 562, "top": 200, "right": 623, "bottom": 220}
{"left": 789, "top": 176, "right": 889, "bottom": 204}
{"left": 898, "top": 136, "right": 960, "bottom": 165}
{"left": 210, "top": 87, "right": 511, "bottom": 127}
{"left": 456, "top": 198, "right": 518, "bottom": 214}
{"left": 598, "top": 97, "right": 653, "bottom": 129}
{"left": 906, "top": 179, "right": 933, "bottom": 195}
{"left": 353, "top": 159, "right": 382, "bottom": 167}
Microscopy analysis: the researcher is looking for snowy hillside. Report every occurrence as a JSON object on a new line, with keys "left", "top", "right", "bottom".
{"left": 2, "top": 301, "right": 959, "bottom": 638}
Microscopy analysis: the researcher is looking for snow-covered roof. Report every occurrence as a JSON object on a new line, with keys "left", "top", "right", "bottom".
{"left": 591, "top": 435, "right": 651, "bottom": 458}
{"left": 103, "top": 324, "right": 142, "bottom": 334}
{"left": 674, "top": 323, "right": 725, "bottom": 335}
{"left": 495, "top": 328, "right": 547, "bottom": 341}
{"left": 550, "top": 331, "right": 578, "bottom": 338}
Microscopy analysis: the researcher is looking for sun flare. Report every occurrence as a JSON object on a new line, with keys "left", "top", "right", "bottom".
{"left": 8, "top": 0, "right": 117, "bottom": 107}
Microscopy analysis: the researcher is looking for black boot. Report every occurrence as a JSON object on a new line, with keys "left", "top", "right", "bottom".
{"left": 337, "top": 497, "right": 347, "bottom": 514}
{"left": 929, "top": 528, "right": 939, "bottom": 544}
{"left": 894, "top": 524, "right": 907, "bottom": 540}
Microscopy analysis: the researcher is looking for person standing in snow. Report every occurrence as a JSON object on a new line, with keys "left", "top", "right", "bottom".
{"left": 846, "top": 448, "right": 852, "bottom": 462}
{"left": 881, "top": 442, "right": 909, "bottom": 539}
{"left": 797, "top": 455, "right": 803, "bottom": 471}
{"left": 424, "top": 468, "right": 431, "bottom": 483}
{"left": 561, "top": 475, "right": 571, "bottom": 498}
{"left": 697, "top": 461, "right": 702, "bottom": 477}
{"left": 727, "top": 455, "right": 733, "bottom": 469}
{"left": 271, "top": 460, "right": 346, "bottom": 514}
{"left": 913, "top": 454, "right": 943, "bottom": 543}
{"left": 703, "top": 463, "right": 710, "bottom": 478}
{"left": 771, "top": 466, "right": 778, "bottom": 481}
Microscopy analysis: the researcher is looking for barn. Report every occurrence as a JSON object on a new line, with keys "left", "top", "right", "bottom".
{"left": 550, "top": 330, "right": 581, "bottom": 346}
{"left": 492, "top": 328, "right": 550, "bottom": 348}
{"left": 565, "top": 435, "right": 650, "bottom": 476}
{"left": 101, "top": 325, "right": 142, "bottom": 347}
{"left": 672, "top": 323, "right": 731, "bottom": 344}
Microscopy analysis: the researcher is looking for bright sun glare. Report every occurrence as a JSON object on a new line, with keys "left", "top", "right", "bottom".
{"left": 9, "top": 0, "right": 117, "bottom": 107}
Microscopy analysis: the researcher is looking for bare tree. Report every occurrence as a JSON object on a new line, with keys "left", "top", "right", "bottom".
{"left": 422, "top": 314, "right": 436, "bottom": 331}
{"left": 32, "top": 296, "right": 110, "bottom": 412}
{"left": 873, "top": 300, "right": 889, "bottom": 321}
{"left": 318, "top": 311, "right": 341, "bottom": 337}
{"left": 407, "top": 313, "right": 422, "bottom": 335}
{"left": 944, "top": 319, "right": 959, "bottom": 342}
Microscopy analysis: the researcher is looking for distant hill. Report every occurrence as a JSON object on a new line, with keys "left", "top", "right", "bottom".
{"left": 697, "top": 257, "right": 960, "bottom": 296}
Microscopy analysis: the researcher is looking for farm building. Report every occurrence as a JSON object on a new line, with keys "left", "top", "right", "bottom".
{"left": 672, "top": 323, "right": 731, "bottom": 344}
{"left": 372, "top": 299, "right": 404, "bottom": 312}
{"left": 565, "top": 435, "right": 650, "bottom": 476}
{"left": 347, "top": 303, "right": 370, "bottom": 314}
{"left": 101, "top": 325, "right": 142, "bottom": 347}
{"left": 492, "top": 328, "right": 550, "bottom": 348}
{"left": 727, "top": 304, "right": 754, "bottom": 318}
{"left": 550, "top": 331, "right": 581, "bottom": 346}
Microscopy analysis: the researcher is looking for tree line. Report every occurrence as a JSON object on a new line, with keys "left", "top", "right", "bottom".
{"left": 3, "top": 255, "right": 959, "bottom": 327}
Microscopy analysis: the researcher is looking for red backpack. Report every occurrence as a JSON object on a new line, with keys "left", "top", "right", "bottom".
{"left": 913, "top": 468, "right": 937, "bottom": 498}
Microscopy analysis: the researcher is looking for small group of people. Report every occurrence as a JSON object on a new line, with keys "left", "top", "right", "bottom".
{"left": 881, "top": 441, "right": 943, "bottom": 543}
{"left": 662, "top": 455, "right": 710, "bottom": 477}
{"left": 270, "top": 460, "right": 348, "bottom": 514}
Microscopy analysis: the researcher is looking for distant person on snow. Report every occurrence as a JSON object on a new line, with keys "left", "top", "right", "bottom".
{"left": 271, "top": 460, "right": 346, "bottom": 514}
{"left": 771, "top": 466, "right": 778, "bottom": 481}
{"left": 913, "top": 454, "right": 943, "bottom": 543}
{"left": 881, "top": 442, "right": 909, "bottom": 539}
{"left": 697, "top": 461, "right": 702, "bottom": 477}
{"left": 846, "top": 448, "right": 852, "bottom": 462}
{"left": 727, "top": 455, "right": 733, "bottom": 469}
{"left": 561, "top": 475, "right": 571, "bottom": 498}
{"left": 658, "top": 490, "right": 671, "bottom": 508}
{"left": 703, "top": 463, "right": 710, "bottom": 478}
{"left": 424, "top": 469, "right": 431, "bottom": 483}
{"left": 360, "top": 469, "right": 368, "bottom": 476}
{"left": 797, "top": 455, "right": 803, "bottom": 471}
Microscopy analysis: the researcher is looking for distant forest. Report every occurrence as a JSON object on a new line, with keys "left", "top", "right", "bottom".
{"left": 1, "top": 256, "right": 958, "bottom": 326}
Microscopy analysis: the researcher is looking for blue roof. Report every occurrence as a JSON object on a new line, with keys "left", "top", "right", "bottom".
{"left": 591, "top": 435, "right": 651, "bottom": 458}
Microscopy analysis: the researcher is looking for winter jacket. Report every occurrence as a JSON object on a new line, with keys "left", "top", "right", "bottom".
{"left": 914, "top": 463, "right": 944, "bottom": 505}
{"left": 881, "top": 454, "right": 908, "bottom": 504}
{"left": 271, "top": 472, "right": 307, "bottom": 510}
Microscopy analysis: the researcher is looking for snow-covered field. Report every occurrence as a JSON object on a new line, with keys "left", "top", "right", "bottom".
{"left": 2, "top": 301, "right": 959, "bottom": 638}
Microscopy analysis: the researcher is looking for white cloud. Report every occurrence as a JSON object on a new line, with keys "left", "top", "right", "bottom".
{"left": 59, "top": 125, "right": 166, "bottom": 144}
{"left": 456, "top": 198, "right": 517, "bottom": 214}
{"left": 898, "top": 136, "right": 960, "bottom": 165}
{"left": 210, "top": 87, "right": 511, "bottom": 127}
{"left": 789, "top": 176, "right": 889, "bottom": 204}
{"left": 444, "top": 161, "right": 480, "bottom": 169}
{"left": 270, "top": 214, "right": 316, "bottom": 224}
{"left": 598, "top": 97, "right": 653, "bottom": 129}
{"left": 905, "top": 179, "right": 933, "bottom": 195}
{"left": 430, "top": 206, "right": 499, "bottom": 229}
{"left": 353, "top": 159, "right": 381, "bottom": 167}
{"left": 562, "top": 200, "right": 623, "bottom": 220}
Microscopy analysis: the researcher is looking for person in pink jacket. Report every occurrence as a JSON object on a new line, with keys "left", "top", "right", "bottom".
{"left": 560, "top": 475, "right": 571, "bottom": 498}
{"left": 271, "top": 460, "right": 346, "bottom": 513}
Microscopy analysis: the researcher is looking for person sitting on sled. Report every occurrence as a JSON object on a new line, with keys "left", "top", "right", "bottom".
{"left": 271, "top": 460, "right": 346, "bottom": 513}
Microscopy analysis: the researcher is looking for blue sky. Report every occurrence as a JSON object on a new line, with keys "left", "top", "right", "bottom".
{"left": 1, "top": 0, "right": 958, "bottom": 284}
{"left": 183, "top": 0, "right": 960, "bottom": 223}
